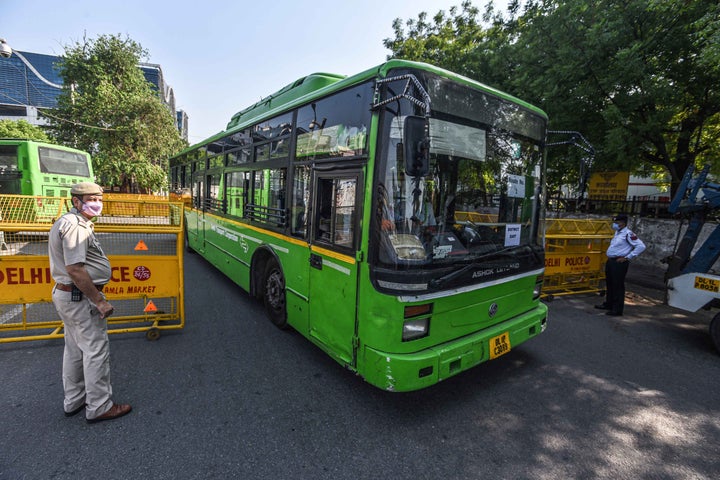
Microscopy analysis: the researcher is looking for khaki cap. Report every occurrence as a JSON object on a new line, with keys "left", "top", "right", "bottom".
{"left": 71, "top": 182, "right": 103, "bottom": 196}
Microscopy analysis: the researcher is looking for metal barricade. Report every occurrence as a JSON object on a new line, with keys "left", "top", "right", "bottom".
{"left": 102, "top": 193, "right": 172, "bottom": 217}
{"left": 455, "top": 212, "right": 498, "bottom": 223}
{"left": 0, "top": 194, "right": 185, "bottom": 343}
{"left": 543, "top": 219, "right": 614, "bottom": 298}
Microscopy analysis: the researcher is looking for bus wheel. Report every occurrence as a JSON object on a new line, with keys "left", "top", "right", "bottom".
{"left": 264, "top": 259, "right": 288, "bottom": 329}
{"left": 710, "top": 313, "right": 720, "bottom": 354}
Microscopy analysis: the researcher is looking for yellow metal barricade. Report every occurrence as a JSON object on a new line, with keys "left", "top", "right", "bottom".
{"left": 455, "top": 212, "right": 498, "bottom": 223}
{"left": 103, "top": 193, "right": 171, "bottom": 217}
{"left": 543, "top": 219, "right": 614, "bottom": 298}
{"left": 0, "top": 194, "right": 184, "bottom": 343}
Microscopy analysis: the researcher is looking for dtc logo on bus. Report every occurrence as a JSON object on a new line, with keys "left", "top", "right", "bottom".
{"left": 133, "top": 266, "right": 151, "bottom": 281}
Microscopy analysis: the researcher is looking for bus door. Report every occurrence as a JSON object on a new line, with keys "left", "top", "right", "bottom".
{"left": 308, "top": 170, "right": 363, "bottom": 364}
{"left": 190, "top": 174, "right": 204, "bottom": 247}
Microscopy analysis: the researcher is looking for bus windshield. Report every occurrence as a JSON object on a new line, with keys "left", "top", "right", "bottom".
{"left": 373, "top": 71, "right": 547, "bottom": 293}
{"left": 38, "top": 146, "right": 91, "bottom": 177}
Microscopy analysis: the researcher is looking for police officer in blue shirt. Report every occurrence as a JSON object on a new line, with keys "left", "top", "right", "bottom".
{"left": 596, "top": 214, "right": 646, "bottom": 316}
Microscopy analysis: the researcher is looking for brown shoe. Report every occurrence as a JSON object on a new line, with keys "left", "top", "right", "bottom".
{"left": 86, "top": 403, "right": 132, "bottom": 424}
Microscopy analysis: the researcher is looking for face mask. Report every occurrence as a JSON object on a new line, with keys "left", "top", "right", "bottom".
{"left": 611, "top": 222, "right": 619, "bottom": 231}
{"left": 81, "top": 200, "right": 103, "bottom": 217}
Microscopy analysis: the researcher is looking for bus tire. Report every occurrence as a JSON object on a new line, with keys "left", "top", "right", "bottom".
{"left": 263, "top": 259, "right": 288, "bottom": 329}
{"left": 710, "top": 313, "right": 720, "bottom": 354}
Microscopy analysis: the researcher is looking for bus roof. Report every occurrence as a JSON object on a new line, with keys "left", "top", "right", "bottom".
{"left": 0, "top": 138, "right": 90, "bottom": 153}
{"left": 225, "top": 72, "right": 347, "bottom": 131}
{"left": 176, "top": 59, "right": 547, "bottom": 157}
{"left": 0, "top": 138, "right": 46, "bottom": 145}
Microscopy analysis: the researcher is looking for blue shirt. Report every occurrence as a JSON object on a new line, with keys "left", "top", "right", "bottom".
{"left": 606, "top": 227, "right": 646, "bottom": 260}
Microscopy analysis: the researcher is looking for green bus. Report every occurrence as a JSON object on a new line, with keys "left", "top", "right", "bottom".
{"left": 0, "top": 139, "right": 94, "bottom": 197}
{"left": 170, "top": 60, "right": 548, "bottom": 391}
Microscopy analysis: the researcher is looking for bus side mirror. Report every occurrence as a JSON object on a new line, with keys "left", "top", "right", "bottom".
{"left": 403, "top": 116, "right": 429, "bottom": 177}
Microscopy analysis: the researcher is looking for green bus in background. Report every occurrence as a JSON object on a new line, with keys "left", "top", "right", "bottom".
{"left": 170, "top": 60, "right": 548, "bottom": 391}
{"left": 0, "top": 139, "right": 94, "bottom": 197}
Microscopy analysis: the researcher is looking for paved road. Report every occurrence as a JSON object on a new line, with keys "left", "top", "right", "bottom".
{"left": 1, "top": 254, "right": 719, "bottom": 479}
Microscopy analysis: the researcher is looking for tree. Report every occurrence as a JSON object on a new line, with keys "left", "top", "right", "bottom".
{"left": 383, "top": 2, "right": 520, "bottom": 90}
{"left": 45, "top": 34, "right": 184, "bottom": 192}
{"left": 508, "top": 0, "right": 720, "bottom": 197}
{"left": 0, "top": 119, "right": 51, "bottom": 142}
{"left": 384, "top": 2, "right": 488, "bottom": 80}
{"left": 383, "top": 1, "right": 592, "bottom": 195}
{"left": 384, "top": 0, "right": 720, "bottom": 198}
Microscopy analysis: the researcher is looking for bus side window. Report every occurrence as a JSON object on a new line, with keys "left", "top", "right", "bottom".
{"left": 226, "top": 171, "right": 248, "bottom": 218}
{"left": 0, "top": 145, "right": 19, "bottom": 172}
{"left": 314, "top": 176, "right": 358, "bottom": 249}
{"left": 316, "top": 179, "right": 333, "bottom": 241}
{"left": 193, "top": 178, "right": 203, "bottom": 209}
{"left": 292, "top": 166, "right": 311, "bottom": 238}
{"left": 335, "top": 179, "right": 357, "bottom": 247}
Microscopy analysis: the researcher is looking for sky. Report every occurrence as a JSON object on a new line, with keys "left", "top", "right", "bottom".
{"left": 1, "top": 0, "right": 506, "bottom": 145}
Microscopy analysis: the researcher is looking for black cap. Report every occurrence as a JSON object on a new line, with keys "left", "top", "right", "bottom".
{"left": 613, "top": 214, "right": 628, "bottom": 223}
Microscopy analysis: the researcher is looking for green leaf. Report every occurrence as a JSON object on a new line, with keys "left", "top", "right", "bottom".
{"left": 44, "top": 33, "right": 184, "bottom": 192}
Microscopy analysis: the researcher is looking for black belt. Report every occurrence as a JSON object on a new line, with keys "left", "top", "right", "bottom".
{"left": 56, "top": 283, "right": 104, "bottom": 292}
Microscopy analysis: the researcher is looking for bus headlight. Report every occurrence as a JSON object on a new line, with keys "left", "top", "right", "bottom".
{"left": 402, "top": 318, "right": 429, "bottom": 341}
{"left": 533, "top": 275, "right": 543, "bottom": 300}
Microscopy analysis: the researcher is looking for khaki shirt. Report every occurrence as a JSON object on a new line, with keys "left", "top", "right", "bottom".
{"left": 48, "top": 208, "right": 111, "bottom": 285}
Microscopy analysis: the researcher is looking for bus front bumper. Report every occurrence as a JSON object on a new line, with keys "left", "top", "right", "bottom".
{"left": 360, "top": 304, "right": 547, "bottom": 392}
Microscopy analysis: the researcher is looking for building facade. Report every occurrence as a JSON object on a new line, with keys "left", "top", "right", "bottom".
{"left": 0, "top": 50, "right": 188, "bottom": 140}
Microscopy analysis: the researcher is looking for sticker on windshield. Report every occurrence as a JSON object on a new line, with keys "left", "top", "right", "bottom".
{"left": 504, "top": 224, "right": 521, "bottom": 247}
{"left": 507, "top": 174, "right": 526, "bottom": 198}
{"left": 433, "top": 245, "right": 452, "bottom": 259}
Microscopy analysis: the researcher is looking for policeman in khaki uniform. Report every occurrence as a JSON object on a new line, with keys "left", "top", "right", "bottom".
{"left": 596, "top": 213, "right": 646, "bottom": 316}
{"left": 49, "top": 182, "right": 132, "bottom": 423}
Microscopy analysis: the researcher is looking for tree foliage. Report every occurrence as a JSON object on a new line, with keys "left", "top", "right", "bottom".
{"left": 384, "top": 0, "right": 720, "bottom": 197}
{"left": 384, "top": 2, "right": 489, "bottom": 80}
{"left": 45, "top": 34, "right": 184, "bottom": 192}
{"left": 0, "top": 119, "right": 51, "bottom": 142}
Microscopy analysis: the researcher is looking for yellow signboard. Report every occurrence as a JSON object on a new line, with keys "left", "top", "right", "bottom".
{"left": 0, "top": 256, "right": 179, "bottom": 303}
{"left": 588, "top": 172, "right": 630, "bottom": 200}
{"left": 544, "top": 252, "right": 603, "bottom": 275}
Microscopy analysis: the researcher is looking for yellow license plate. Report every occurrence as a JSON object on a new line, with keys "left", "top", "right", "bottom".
{"left": 489, "top": 332, "right": 511, "bottom": 360}
{"left": 694, "top": 276, "right": 720, "bottom": 293}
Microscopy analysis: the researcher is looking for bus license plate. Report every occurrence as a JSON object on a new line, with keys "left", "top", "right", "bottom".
{"left": 489, "top": 332, "right": 511, "bottom": 360}
{"left": 694, "top": 276, "right": 720, "bottom": 293}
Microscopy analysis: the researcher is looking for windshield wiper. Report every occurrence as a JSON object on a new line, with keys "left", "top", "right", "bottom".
{"left": 427, "top": 245, "right": 531, "bottom": 290}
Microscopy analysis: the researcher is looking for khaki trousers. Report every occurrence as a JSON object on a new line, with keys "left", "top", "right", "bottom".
{"left": 52, "top": 287, "right": 113, "bottom": 419}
